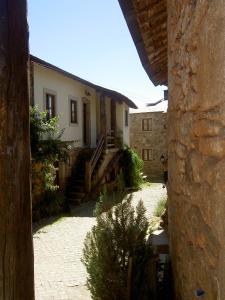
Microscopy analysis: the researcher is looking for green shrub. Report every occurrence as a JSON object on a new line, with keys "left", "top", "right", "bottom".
{"left": 94, "top": 188, "right": 126, "bottom": 216}
{"left": 94, "top": 173, "right": 126, "bottom": 216}
{"left": 30, "top": 106, "right": 64, "bottom": 162}
{"left": 30, "top": 106, "right": 67, "bottom": 220}
{"left": 33, "top": 191, "right": 65, "bottom": 221}
{"left": 122, "top": 147, "right": 144, "bottom": 189}
{"left": 82, "top": 196, "right": 152, "bottom": 300}
{"left": 153, "top": 197, "right": 167, "bottom": 218}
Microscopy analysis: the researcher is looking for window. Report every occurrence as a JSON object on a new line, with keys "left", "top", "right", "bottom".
{"left": 142, "top": 149, "right": 153, "bottom": 161}
{"left": 46, "top": 93, "right": 56, "bottom": 120}
{"left": 70, "top": 99, "right": 78, "bottom": 124}
{"left": 125, "top": 110, "right": 128, "bottom": 126}
{"left": 142, "top": 118, "right": 152, "bottom": 131}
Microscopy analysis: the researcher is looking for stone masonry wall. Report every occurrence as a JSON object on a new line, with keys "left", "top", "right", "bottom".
{"left": 168, "top": 1, "right": 225, "bottom": 299}
{"left": 130, "top": 112, "right": 167, "bottom": 181}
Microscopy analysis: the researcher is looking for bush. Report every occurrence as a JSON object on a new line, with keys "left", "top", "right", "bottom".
{"left": 30, "top": 106, "right": 64, "bottom": 162}
{"left": 82, "top": 196, "right": 152, "bottom": 300}
{"left": 32, "top": 191, "right": 65, "bottom": 221}
{"left": 94, "top": 173, "right": 126, "bottom": 216}
{"left": 30, "top": 106, "right": 67, "bottom": 220}
{"left": 122, "top": 147, "right": 144, "bottom": 189}
{"left": 153, "top": 197, "right": 167, "bottom": 218}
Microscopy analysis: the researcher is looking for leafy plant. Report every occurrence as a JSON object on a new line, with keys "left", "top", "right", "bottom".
{"left": 32, "top": 191, "right": 66, "bottom": 221}
{"left": 122, "top": 147, "right": 144, "bottom": 189}
{"left": 30, "top": 106, "right": 67, "bottom": 220}
{"left": 82, "top": 196, "right": 152, "bottom": 300}
{"left": 153, "top": 197, "right": 167, "bottom": 218}
{"left": 30, "top": 105, "right": 64, "bottom": 162}
{"left": 94, "top": 173, "right": 126, "bottom": 216}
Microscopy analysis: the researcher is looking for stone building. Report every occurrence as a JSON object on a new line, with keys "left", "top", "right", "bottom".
{"left": 119, "top": 1, "right": 225, "bottom": 299}
{"left": 130, "top": 103, "right": 167, "bottom": 181}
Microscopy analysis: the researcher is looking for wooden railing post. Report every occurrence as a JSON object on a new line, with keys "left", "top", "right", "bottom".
{"left": 85, "top": 134, "right": 105, "bottom": 193}
{"left": 85, "top": 161, "right": 91, "bottom": 192}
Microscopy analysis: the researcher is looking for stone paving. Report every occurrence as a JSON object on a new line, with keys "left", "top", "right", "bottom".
{"left": 33, "top": 183, "right": 166, "bottom": 300}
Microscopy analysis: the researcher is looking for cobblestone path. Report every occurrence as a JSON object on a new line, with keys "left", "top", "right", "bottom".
{"left": 33, "top": 183, "right": 166, "bottom": 299}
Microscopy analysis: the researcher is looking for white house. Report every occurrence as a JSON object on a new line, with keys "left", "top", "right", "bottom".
{"left": 29, "top": 55, "right": 136, "bottom": 149}
{"left": 29, "top": 55, "right": 137, "bottom": 200}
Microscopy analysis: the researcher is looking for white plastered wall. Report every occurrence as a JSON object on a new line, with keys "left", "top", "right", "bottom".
{"left": 33, "top": 63, "right": 97, "bottom": 148}
{"left": 105, "top": 96, "right": 111, "bottom": 134}
{"left": 116, "top": 101, "right": 130, "bottom": 146}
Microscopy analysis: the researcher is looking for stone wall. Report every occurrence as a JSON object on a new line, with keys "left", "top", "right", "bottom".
{"left": 130, "top": 111, "right": 167, "bottom": 181}
{"left": 58, "top": 148, "right": 82, "bottom": 191}
{"left": 168, "top": 1, "right": 225, "bottom": 299}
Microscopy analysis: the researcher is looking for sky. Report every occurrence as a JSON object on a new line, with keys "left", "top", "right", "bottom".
{"left": 28, "top": 0, "right": 165, "bottom": 108}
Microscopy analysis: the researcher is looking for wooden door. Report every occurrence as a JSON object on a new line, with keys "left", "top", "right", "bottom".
{"left": 82, "top": 99, "right": 91, "bottom": 146}
{"left": 110, "top": 99, "right": 116, "bottom": 136}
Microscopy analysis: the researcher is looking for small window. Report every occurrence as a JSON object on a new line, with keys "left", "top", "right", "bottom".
{"left": 142, "top": 149, "right": 153, "bottom": 161}
{"left": 70, "top": 100, "right": 78, "bottom": 124}
{"left": 142, "top": 118, "right": 152, "bottom": 131}
{"left": 125, "top": 110, "right": 128, "bottom": 126}
{"left": 46, "top": 93, "right": 56, "bottom": 120}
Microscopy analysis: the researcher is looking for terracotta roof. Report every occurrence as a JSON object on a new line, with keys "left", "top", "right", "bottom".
{"left": 118, "top": 0, "right": 167, "bottom": 86}
{"left": 30, "top": 55, "right": 137, "bottom": 109}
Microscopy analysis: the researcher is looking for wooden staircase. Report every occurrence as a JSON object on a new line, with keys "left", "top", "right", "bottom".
{"left": 66, "top": 150, "right": 92, "bottom": 204}
{"left": 106, "top": 130, "right": 115, "bottom": 148}
{"left": 67, "top": 132, "right": 117, "bottom": 205}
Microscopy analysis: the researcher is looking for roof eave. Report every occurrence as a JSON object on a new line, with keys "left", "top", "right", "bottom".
{"left": 30, "top": 55, "right": 137, "bottom": 109}
{"left": 118, "top": 0, "right": 168, "bottom": 86}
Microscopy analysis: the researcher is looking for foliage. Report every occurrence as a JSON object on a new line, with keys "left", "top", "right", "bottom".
{"left": 94, "top": 173, "right": 126, "bottom": 216}
{"left": 82, "top": 196, "right": 152, "bottom": 300}
{"left": 140, "top": 181, "right": 151, "bottom": 189}
{"left": 32, "top": 191, "right": 66, "bottom": 222}
{"left": 32, "top": 161, "right": 58, "bottom": 198}
{"left": 153, "top": 197, "right": 167, "bottom": 218}
{"left": 122, "top": 147, "right": 144, "bottom": 189}
{"left": 30, "top": 106, "right": 64, "bottom": 162}
{"left": 30, "top": 106, "right": 67, "bottom": 220}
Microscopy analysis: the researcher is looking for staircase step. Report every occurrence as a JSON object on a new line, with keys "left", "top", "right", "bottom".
{"left": 68, "top": 192, "right": 85, "bottom": 199}
{"left": 70, "top": 178, "right": 84, "bottom": 186}
{"left": 107, "top": 144, "right": 115, "bottom": 148}
{"left": 68, "top": 198, "right": 81, "bottom": 205}
{"left": 68, "top": 186, "right": 85, "bottom": 193}
{"left": 71, "top": 173, "right": 85, "bottom": 178}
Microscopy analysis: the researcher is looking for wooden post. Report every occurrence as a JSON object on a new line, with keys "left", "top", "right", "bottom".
{"left": 85, "top": 161, "right": 91, "bottom": 192}
{"left": 0, "top": 1, "right": 34, "bottom": 299}
{"left": 100, "top": 93, "right": 107, "bottom": 148}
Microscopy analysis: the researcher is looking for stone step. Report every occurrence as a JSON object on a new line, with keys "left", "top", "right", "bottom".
{"left": 71, "top": 179, "right": 84, "bottom": 185}
{"left": 67, "top": 198, "right": 81, "bottom": 205}
{"left": 71, "top": 173, "right": 85, "bottom": 179}
{"left": 68, "top": 186, "right": 85, "bottom": 193}
{"left": 107, "top": 143, "right": 115, "bottom": 148}
{"left": 68, "top": 191, "right": 85, "bottom": 199}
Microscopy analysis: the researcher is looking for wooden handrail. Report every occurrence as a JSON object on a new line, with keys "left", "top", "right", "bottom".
{"left": 90, "top": 135, "right": 104, "bottom": 172}
{"left": 85, "top": 135, "right": 105, "bottom": 192}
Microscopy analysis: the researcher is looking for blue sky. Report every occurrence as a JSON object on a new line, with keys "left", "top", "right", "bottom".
{"left": 28, "top": 0, "right": 165, "bottom": 107}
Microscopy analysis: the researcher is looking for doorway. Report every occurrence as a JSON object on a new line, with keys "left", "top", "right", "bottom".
{"left": 110, "top": 99, "right": 116, "bottom": 136}
{"left": 82, "top": 98, "right": 91, "bottom": 146}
